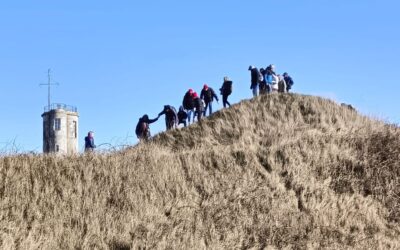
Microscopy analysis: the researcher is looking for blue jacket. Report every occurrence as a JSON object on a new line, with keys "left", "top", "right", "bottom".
{"left": 85, "top": 136, "right": 95, "bottom": 149}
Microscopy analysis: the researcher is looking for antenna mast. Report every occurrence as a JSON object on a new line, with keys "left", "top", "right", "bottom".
{"left": 40, "top": 69, "right": 59, "bottom": 108}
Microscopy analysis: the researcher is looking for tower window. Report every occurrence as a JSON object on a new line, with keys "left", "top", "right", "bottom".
{"left": 72, "top": 121, "right": 77, "bottom": 138}
{"left": 54, "top": 118, "right": 61, "bottom": 131}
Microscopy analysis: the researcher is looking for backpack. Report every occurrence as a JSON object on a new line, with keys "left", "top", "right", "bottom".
{"left": 221, "top": 81, "right": 232, "bottom": 95}
{"left": 285, "top": 76, "right": 294, "bottom": 90}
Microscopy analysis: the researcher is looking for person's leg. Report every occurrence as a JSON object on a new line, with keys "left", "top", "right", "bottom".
{"left": 223, "top": 95, "right": 227, "bottom": 108}
{"left": 187, "top": 110, "right": 192, "bottom": 124}
{"left": 183, "top": 121, "right": 187, "bottom": 127}
{"left": 252, "top": 85, "right": 258, "bottom": 97}
{"left": 204, "top": 102, "right": 209, "bottom": 116}
{"left": 192, "top": 109, "right": 196, "bottom": 122}
{"left": 209, "top": 101, "right": 213, "bottom": 115}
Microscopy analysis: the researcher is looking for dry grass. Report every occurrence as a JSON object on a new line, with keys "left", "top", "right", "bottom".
{"left": 1, "top": 94, "right": 399, "bottom": 249}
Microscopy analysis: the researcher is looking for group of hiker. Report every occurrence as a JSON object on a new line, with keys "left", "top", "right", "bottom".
{"left": 249, "top": 64, "right": 294, "bottom": 97}
{"left": 84, "top": 64, "right": 294, "bottom": 150}
{"left": 249, "top": 64, "right": 294, "bottom": 96}
{"left": 134, "top": 77, "right": 233, "bottom": 141}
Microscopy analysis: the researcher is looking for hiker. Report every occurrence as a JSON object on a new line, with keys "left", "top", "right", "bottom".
{"left": 259, "top": 68, "right": 268, "bottom": 95}
{"left": 283, "top": 72, "right": 294, "bottom": 92}
{"left": 182, "top": 89, "right": 195, "bottom": 124}
{"left": 84, "top": 131, "right": 96, "bottom": 152}
{"left": 177, "top": 106, "right": 188, "bottom": 127}
{"left": 277, "top": 75, "right": 287, "bottom": 93}
{"left": 200, "top": 84, "right": 219, "bottom": 116}
{"left": 220, "top": 76, "right": 232, "bottom": 108}
{"left": 248, "top": 65, "right": 261, "bottom": 97}
{"left": 135, "top": 114, "right": 158, "bottom": 141}
{"left": 193, "top": 92, "right": 204, "bottom": 121}
{"left": 265, "top": 64, "right": 279, "bottom": 92}
{"left": 158, "top": 105, "right": 178, "bottom": 130}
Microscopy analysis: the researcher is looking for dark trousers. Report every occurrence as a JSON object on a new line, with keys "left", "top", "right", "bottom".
{"left": 222, "top": 95, "right": 230, "bottom": 108}
{"left": 179, "top": 120, "right": 187, "bottom": 127}
{"left": 195, "top": 109, "right": 203, "bottom": 121}
{"left": 203, "top": 101, "right": 213, "bottom": 116}
{"left": 166, "top": 119, "right": 175, "bottom": 130}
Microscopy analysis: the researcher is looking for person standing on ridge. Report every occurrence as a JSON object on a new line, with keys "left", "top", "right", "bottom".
{"left": 259, "top": 68, "right": 268, "bottom": 94}
{"left": 277, "top": 74, "right": 287, "bottom": 93}
{"left": 135, "top": 114, "right": 158, "bottom": 141}
{"left": 220, "top": 76, "right": 232, "bottom": 108}
{"left": 265, "top": 64, "right": 278, "bottom": 92}
{"left": 84, "top": 131, "right": 96, "bottom": 152}
{"left": 249, "top": 65, "right": 261, "bottom": 97}
{"left": 200, "top": 84, "right": 219, "bottom": 116}
{"left": 283, "top": 72, "right": 294, "bottom": 92}
{"left": 158, "top": 105, "right": 178, "bottom": 130}
{"left": 177, "top": 106, "right": 188, "bottom": 127}
{"left": 182, "top": 89, "right": 195, "bottom": 125}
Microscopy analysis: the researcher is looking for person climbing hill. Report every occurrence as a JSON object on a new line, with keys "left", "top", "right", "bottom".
{"left": 192, "top": 92, "right": 204, "bottom": 121}
{"left": 135, "top": 114, "right": 158, "bottom": 141}
{"left": 200, "top": 84, "right": 219, "bottom": 116}
{"left": 220, "top": 76, "right": 232, "bottom": 108}
{"left": 177, "top": 106, "right": 188, "bottom": 127}
{"left": 158, "top": 105, "right": 178, "bottom": 130}
{"left": 182, "top": 89, "right": 195, "bottom": 125}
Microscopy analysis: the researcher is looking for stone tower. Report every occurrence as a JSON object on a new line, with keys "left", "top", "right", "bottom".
{"left": 42, "top": 103, "right": 79, "bottom": 154}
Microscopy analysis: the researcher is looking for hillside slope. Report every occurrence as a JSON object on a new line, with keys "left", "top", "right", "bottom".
{"left": 1, "top": 94, "right": 399, "bottom": 249}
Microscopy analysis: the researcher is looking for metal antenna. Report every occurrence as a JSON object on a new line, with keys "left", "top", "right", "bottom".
{"left": 39, "top": 69, "right": 59, "bottom": 108}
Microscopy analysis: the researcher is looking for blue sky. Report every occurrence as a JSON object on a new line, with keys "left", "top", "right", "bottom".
{"left": 1, "top": 0, "right": 399, "bottom": 152}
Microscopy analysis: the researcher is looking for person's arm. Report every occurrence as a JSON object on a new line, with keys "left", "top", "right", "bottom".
{"left": 148, "top": 117, "right": 158, "bottom": 124}
{"left": 200, "top": 90, "right": 205, "bottom": 100}
{"left": 158, "top": 110, "right": 165, "bottom": 117}
{"left": 212, "top": 88, "right": 219, "bottom": 102}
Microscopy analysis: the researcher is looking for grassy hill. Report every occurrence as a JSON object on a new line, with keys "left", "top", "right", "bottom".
{"left": 1, "top": 94, "right": 399, "bottom": 249}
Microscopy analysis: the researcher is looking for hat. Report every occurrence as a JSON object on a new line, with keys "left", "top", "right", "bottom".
{"left": 203, "top": 84, "right": 208, "bottom": 89}
{"left": 248, "top": 65, "right": 253, "bottom": 70}
{"left": 188, "top": 89, "right": 193, "bottom": 94}
{"left": 192, "top": 92, "right": 198, "bottom": 98}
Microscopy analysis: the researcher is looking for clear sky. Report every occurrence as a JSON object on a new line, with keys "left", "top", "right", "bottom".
{"left": 1, "top": 0, "right": 399, "bottom": 152}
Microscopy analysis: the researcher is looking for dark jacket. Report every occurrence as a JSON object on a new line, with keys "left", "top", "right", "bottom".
{"left": 250, "top": 68, "right": 259, "bottom": 86}
{"left": 194, "top": 97, "right": 204, "bottom": 112}
{"left": 84, "top": 136, "right": 95, "bottom": 149}
{"left": 200, "top": 87, "right": 219, "bottom": 103}
{"left": 284, "top": 75, "right": 294, "bottom": 90}
{"left": 178, "top": 110, "right": 188, "bottom": 123}
{"left": 158, "top": 105, "right": 178, "bottom": 122}
{"left": 220, "top": 80, "right": 233, "bottom": 96}
{"left": 135, "top": 115, "right": 158, "bottom": 136}
{"left": 182, "top": 92, "right": 195, "bottom": 110}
